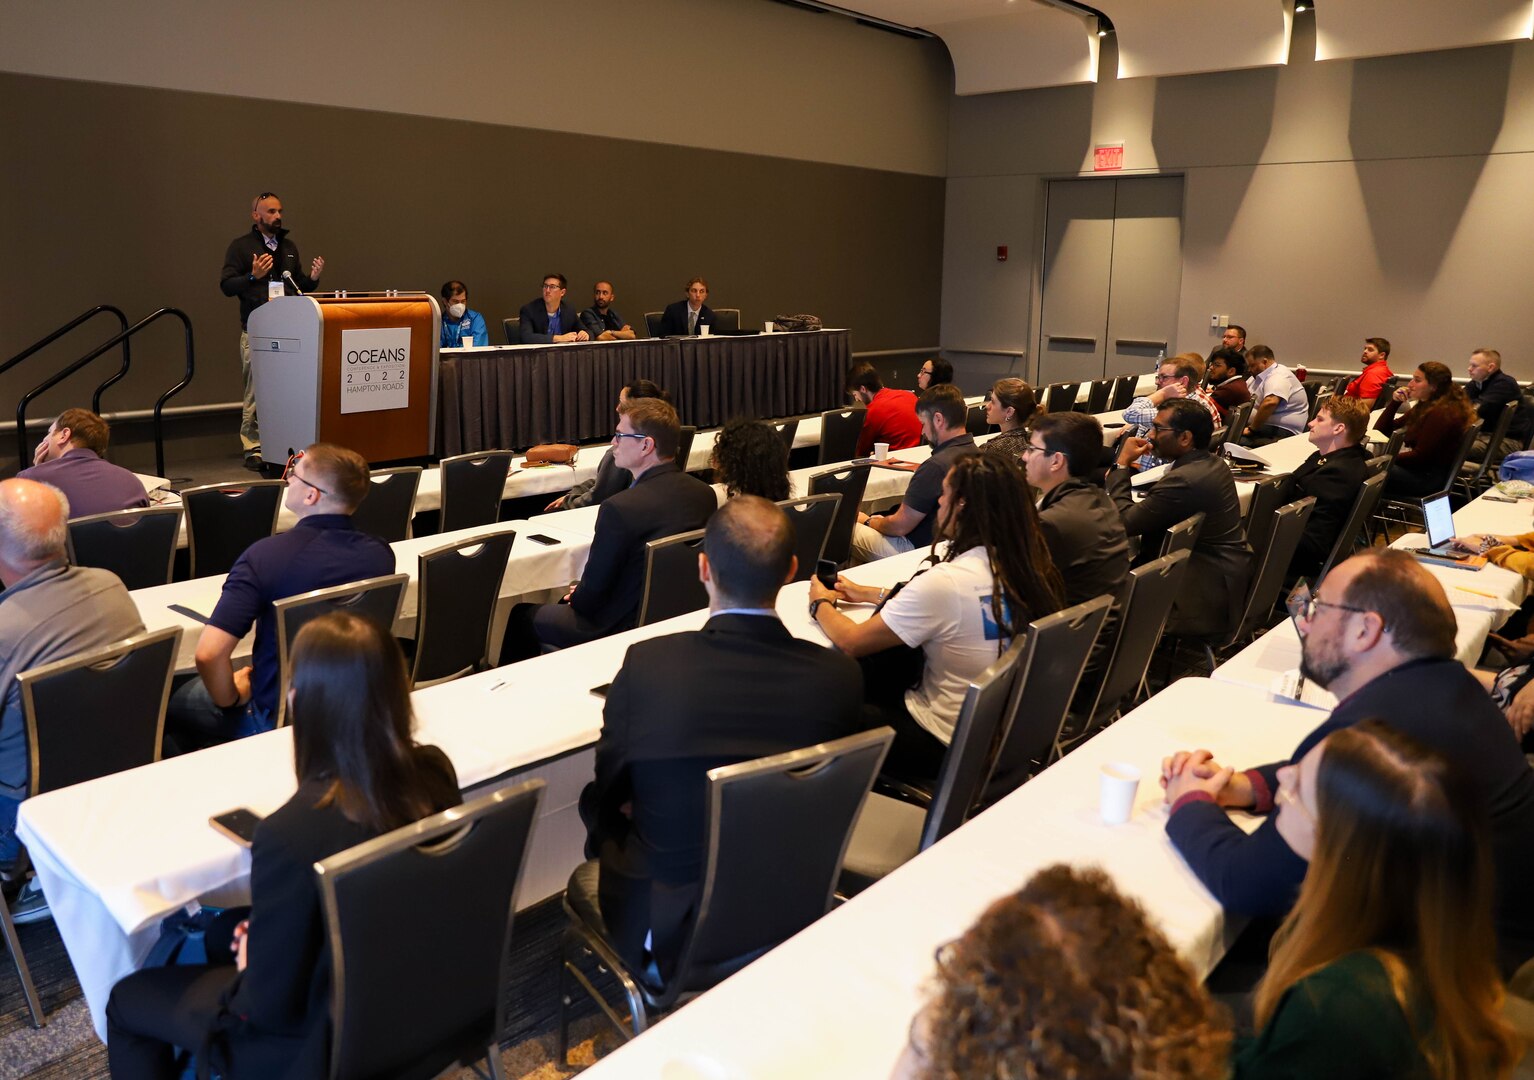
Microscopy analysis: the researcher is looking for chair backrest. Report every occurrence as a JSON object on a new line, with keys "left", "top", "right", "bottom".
{"left": 1226, "top": 400, "right": 1254, "bottom": 443}
{"left": 17, "top": 626, "right": 181, "bottom": 797}
{"left": 1318, "top": 471, "right": 1388, "bottom": 583}
{"left": 965, "top": 403, "right": 989, "bottom": 437}
{"left": 1241, "top": 475, "right": 1288, "bottom": 556}
{"left": 983, "top": 593, "right": 1114, "bottom": 805}
{"left": 1308, "top": 384, "right": 1334, "bottom": 423}
{"left": 644, "top": 312, "right": 664, "bottom": 338}
{"left": 411, "top": 531, "right": 516, "bottom": 687}
{"left": 1043, "top": 382, "right": 1080, "bottom": 414}
{"left": 808, "top": 464, "right": 871, "bottom": 567}
{"left": 712, "top": 308, "right": 741, "bottom": 334}
{"left": 676, "top": 426, "right": 698, "bottom": 474}
{"left": 1085, "top": 379, "right": 1112, "bottom": 414}
{"left": 1207, "top": 424, "right": 1230, "bottom": 452}
{"left": 659, "top": 728, "right": 892, "bottom": 1007}
{"left": 817, "top": 408, "right": 867, "bottom": 465}
{"left": 273, "top": 574, "right": 409, "bottom": 728}
{"left": 349, "top": 466, "right": 421, "bottom": 544}
{"left": 1074, "top": 551, "right": 1192, "bottom": 735}
{"left": 1465, "top": 409, "right": 1511, "bottom": 489}
{"left": 501, "top": 316, "right": 520, "bottom": 344}
{"left": 438, "top": 451, "right": 512, "bottom": 533}
{"left": 183, "top": 480, "right": 285, "bottom": 578}
{"left": 1365, "top": 454, "right": 1392, "bottom": 477}
{"left": 1108, "top": 374, "right": 1138, "bottom": 411}
{"left": 1229, "top": 496, "right": 1316, "bottom": 645}
{"left": 1384, "top": 428, "right": 1407, "bottom": 460}
{"left": 919, "top": 636, "right": 1029, "bottom": 850}
{"left": 776, "top": 494, "right": 841, "bottom": 581}
{"left": 1158, "top": 511, "right": 1205, "bottom": 559}
{"left": 1372, "top": 375, "right": 1404, "bottom": 410}
{"left": 66, "top": 506, "right": 182, "bottom": 590}
{"left": 1440, "top": 419, "right": 1483, "bottom": 490}
{"left": 771, "top": 418, "right": 799, "bottom": 453}
{"left": 637, "top": 528, "right": 710, "bottom": 626}
{"left": 317, "top": 780, "right": 544, "bottom": 1080}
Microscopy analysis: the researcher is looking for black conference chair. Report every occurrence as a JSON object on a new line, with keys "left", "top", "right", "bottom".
{"left": 644, "top": 312, "right": 664, "bottom": 338}
{"left": 67, "top": 506, "right": 182, "bottom": 590}
{"left": 1043, "top": 382, "right": 1080, "bottom": 413}
{"left": 676, "top": 426, "right": 698, "bottom": 474}
{"left": 776, "top": 493, "right": 841, "bottom": 581}
{"left": 1224, "top": 400, "right": 1254, "bottom": 445}
{"left": 770, "top": 418, "right": 799, "bottom": 453}
{"left": 838, "top": 637, "right": 1026, "bottom": 896}
{"left": 501, "top": 316, "right": 520, "bottom": 344}
{"left": 1158, "top": 511, "right": 1205, "bottom": 559}
{"left": 183, "top": 480, "right": 285, "bottom": 578}
{"left": 1457, "top": 400, "right": 1518, "bottom": 499}
{"left": 1108, "top": 374, "right": 1138, "bottom": 412}
{"left": 1241, "top": 475, "right": 1288, "bottom": 558}
{"left": 409, "top": 531, "right": 515, "bottom": 687}
{"left": 273, "top": 575, "right": 408, "bottom": 728}
{"left": 316, "top": 780, "right": 543, "bottom": 1080}
{"left": 637, "top": 529, "right": 709, "bottom": 626}
{"left": 818, "top": 408, "right": 866, "bottom": 465}
{"left": 1308, "top": 385, "right": 1333, "bottom": 423}
{"left": 712, "top": 308, "right": 741, "bottom": 334}
{"left": 808, "top": 464, "right": 871, "bottom": 567}
{"left": 1317, "top": 471, "right": 1387, "bottom": 583}
{"left": 1375, "top": 421, "right": 1481, "bottom": 538}
{"left": 351, "top": 466, "right": 421, "bottom": 544}
{"left": 438, "top": 451, "right": 513, "bottom": 533}
{"left": 10, "top": 626, "right": 182, "bottom": 1027}
{"left": 559, "top": 728, "right": 892, "bottom": 1050}
{"left": 1085, "top": 379, "right": 1112, "bottom": 414}
{"left": 965, "top": 404, "right": 989, "bottom": 437}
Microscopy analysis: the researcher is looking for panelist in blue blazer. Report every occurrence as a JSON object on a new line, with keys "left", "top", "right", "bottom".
{"left": 519, "top": 272, "right": 590, "bottom": 344}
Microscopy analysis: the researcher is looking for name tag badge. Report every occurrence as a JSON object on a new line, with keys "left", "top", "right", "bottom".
{"left": 268, "top": 279, "right": 286, "bottom": 301}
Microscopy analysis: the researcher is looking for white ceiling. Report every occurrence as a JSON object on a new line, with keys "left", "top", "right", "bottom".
{"left": 837, "top": 0, "right": 1534, "bottom": 94}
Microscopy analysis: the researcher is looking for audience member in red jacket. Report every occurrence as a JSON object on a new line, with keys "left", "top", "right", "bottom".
{"left": 848, "top": 363, "right": 923, "bottom": 458}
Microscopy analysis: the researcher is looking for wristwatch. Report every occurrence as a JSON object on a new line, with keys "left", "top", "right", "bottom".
{"left": 809, "top": 597, "right": 836, "bottom": 619}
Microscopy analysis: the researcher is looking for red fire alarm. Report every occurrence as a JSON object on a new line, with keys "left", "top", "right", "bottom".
{"left": 997, "top": 245, "right": 1008, "bottom": 262}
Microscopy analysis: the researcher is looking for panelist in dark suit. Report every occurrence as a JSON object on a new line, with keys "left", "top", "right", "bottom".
{"left": 658, "top": 276, "right": 716, "bottom": 336}
{"left": 518, "top": 272, "right": 590, "bottom": 344}
{"left": 1278, "top": 395, "right": 1371, "bottom": 580}
{"left": 501, "top": 396, "right": 717, "bottom": 660}
{"left": 1106, "top": 398, "right": 1252, "bottom": 639}
{"left": 578, "top": 496, "right": 864, "bottom": 979}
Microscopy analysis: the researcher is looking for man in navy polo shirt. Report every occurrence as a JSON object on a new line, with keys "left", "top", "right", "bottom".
{"left": 165, "top": 443, "right": 393, "bottom": 751}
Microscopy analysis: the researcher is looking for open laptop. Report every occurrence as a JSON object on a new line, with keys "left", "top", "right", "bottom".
{"left": 1413, "top": 492, "right": 1474, "bottom": 562}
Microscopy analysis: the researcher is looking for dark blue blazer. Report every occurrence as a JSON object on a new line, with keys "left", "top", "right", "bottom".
{"left": 659, "top": 299, "right": 715, "bottom": 337}
{"left": 518, "top": 300, "right": 583, "bottom": 344}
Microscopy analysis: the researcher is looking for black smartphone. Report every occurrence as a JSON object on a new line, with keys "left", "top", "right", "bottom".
{"left": 816, "top": 558, "right": 839, "bottom": 589}
{"left": 210, "top": 808, "right": 264, "bottom": 847}
{"left": 590, "top": 682, "right": 612, "bottom": 698}
{"left": 528, "top": 534, "right": 561, "bottom": 545}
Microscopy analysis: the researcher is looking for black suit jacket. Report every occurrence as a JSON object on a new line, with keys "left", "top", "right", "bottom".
{"left": 518, "top": 299, "right": 583, "bottom": 344}
{"left": 579, "top": 614, "right": 863, "bottom": 978}
{"left": 1106, "top": 450, "right": 1252, "bottom": 638}
{"left": 570, "top": 462, "right": 717, "bottom": 634}
{"left": 1279, "top": 444, "right": 1369, "bottom": 579}
{"left": 659, "top": 299, "right": 715, "bottom": 337}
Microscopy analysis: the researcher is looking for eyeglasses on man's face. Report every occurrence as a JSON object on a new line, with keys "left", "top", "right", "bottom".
{"left": 282, "top": 450, "right": 330, "bottom": 495}
{"left": 1284, "top": 578, "right": 1367, "bottom": 626}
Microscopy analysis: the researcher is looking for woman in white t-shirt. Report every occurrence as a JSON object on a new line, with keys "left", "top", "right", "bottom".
{"left": 808, "top": 453, "right": 1065, "bottom": 778}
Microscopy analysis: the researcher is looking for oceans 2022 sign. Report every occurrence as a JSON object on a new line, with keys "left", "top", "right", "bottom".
{"left": 339, "top": 327, "right": 410, "bottom": 415}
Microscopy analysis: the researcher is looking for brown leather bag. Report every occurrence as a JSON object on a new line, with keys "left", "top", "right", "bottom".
{"left": 523, "top": 443, "right": 579, "bottom": 466}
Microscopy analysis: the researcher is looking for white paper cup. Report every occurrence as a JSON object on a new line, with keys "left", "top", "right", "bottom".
{"left": 1099, "top": 762, "right": 1141, "bottom": 825}
{"left": 873, "top": 442, "right": 890, "bottom": 461}
{"left": 700, "top": 324, "right": 711, "bottom": 337}
{"left": 764, "top": 321, "right": 775, "bottom": 333}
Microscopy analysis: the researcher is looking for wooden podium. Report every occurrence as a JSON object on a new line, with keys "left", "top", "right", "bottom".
{"left": 246, "top": 293, "right": 441, "bottom": 465}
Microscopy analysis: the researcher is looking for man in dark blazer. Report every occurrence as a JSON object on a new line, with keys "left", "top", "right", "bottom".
{"left": 1278, "top": 395, "right": 1372, "bottom": 580}
{"left": 1106, "top": 398, "right": 1252, "bottom": 639}
{"left": 518, "top": 272, "right": 590, "bottom": 344}
{"left": 1161, "top": 550, "right": 1534, "bottom": 975}
{"left": 658, "top": 276, "right": 716, "bottom": 336}
{"left": 579, "top": 495, "right": 864, "bottom": 979}
{"left": 500, "top": 396, "right": 717, "bottom": 660}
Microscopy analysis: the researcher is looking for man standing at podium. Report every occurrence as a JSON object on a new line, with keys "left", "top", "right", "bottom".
{"left": 220, "top": 192, "right": 324, "bottom": 471}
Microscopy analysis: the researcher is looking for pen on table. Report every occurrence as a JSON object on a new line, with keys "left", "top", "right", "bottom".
{"left": 1454, "top": 585, "right": 1500, "bottom": 600}
{"left": 488, "top": 679, "right": 508, "bottom": 693}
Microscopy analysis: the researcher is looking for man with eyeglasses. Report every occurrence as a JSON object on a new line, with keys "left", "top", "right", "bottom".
{"left": 165, "top": 443, "right": 392, "bottom": 752}
{"left": 1121, "top": 356, "right": 1220, "bottom": 470}
{"left": 1159, "top": 549, "right": 1534, "bottom": 974}
{"left": 501, "top": 397, "right": 716, "bottom": 660}
{"left": 519, "top": 272, "right": 590, "bottom": 344}
{"left": 220, "top": 192, "right": 325, "bottom": 471}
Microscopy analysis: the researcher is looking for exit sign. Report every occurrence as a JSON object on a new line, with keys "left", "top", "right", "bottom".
{"left": 1094, "top": 143, "right": 1124, "bottom": 171}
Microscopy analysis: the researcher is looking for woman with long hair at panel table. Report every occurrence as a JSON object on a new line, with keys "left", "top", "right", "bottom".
{"left": 105, "top": 611, "right": 461, "bottom": 1080}
{"left": 1374, "top": 360, "right": 1478, "bottom": 498}
{"left": 807, "top": 452, "right": 1065, "bottom": 781}
{"left": 1235, "top": 720, "right": 1521, "bottom": 1079}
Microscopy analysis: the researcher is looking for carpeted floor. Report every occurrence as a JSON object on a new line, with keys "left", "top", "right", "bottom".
{"left": 0, "top": 896, "right": 628, "bottom": 1078}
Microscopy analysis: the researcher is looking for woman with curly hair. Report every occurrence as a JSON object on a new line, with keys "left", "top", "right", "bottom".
{"left": 1373, "top": 361, "right": 1478, "bottom": 497}
{"left": 980, "top": 378, "right": 1037, "bottom": 463}
{"left": 893, "top": 864, "right": 1232, "bottom": 1079}
{"left": 1235, "top": 720, "right": 1520, "bottom": 1078}
{"left": 808, "top": 452, "right": 1064, "bottom": 779}
{"left": 710, "top": 417, "right": 791, "bottom": 501}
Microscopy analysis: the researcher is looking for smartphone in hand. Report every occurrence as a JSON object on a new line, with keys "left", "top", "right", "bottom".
{"left": 815, "top": 558, "right": 839, "bottom": 589}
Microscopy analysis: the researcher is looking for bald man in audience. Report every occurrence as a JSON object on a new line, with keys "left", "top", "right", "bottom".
{"left": 1162, "top": 549, "right": 1534, "bottom": 974}
{"left": 577, "top": 495, "right": 863, "bottom": 981}
{"left": 1277, "top": 395, "right": 1372, "bottom": 580}
{"left": 0, "top": 478, "right": 143, "bottom": 921}
{"left": 19, "top": 409, "right": 149, "bottom": 519}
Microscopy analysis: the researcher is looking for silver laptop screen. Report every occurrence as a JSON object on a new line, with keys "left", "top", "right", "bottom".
{"left": 1423, "top": 494, "right": 1455, "bottom": 547}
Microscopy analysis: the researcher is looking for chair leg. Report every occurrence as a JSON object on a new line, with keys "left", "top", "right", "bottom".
{"left": 0, "top": 894, "right": 44, "bottom": 1028}
{"left": 556, "top": 933, "right": 572, "bottom": 1065}
{"left": 1203, "top": 643, "right": 1218, "bottom": 675}
{"left": 486, "top": 1045, "right": 508, "bottom": 1080}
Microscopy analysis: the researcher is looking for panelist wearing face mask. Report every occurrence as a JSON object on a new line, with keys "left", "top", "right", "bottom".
{"left": 438, "top": 279, "right": 489, "bottom": 348}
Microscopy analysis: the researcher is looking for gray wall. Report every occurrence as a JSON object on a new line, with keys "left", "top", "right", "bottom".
{"left": 0, "top": 0, "right": 951, "bottom": 419}
{"left": 942, "top": 13, "right": 1534, "bottom": 380}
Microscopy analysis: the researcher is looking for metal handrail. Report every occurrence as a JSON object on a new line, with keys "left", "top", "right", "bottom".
{"left": 1, "top": 305, "right": 133, "bottom": 420}
{"left": 17, "top": 308, "right": 195, "bottom": 477}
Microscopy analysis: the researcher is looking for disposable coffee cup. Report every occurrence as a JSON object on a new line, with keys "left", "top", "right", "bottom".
{"left": 873, "top": 442, "right": 890, "bottom": 461}
{"left": 700, "top": 324, "right": 711, "bottom": 337}
{"left": 1099, "top": 762, "right": 1141, "bottom": 825}
{"left": 764, "top": 321, "right": 775, "bottom": 334}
